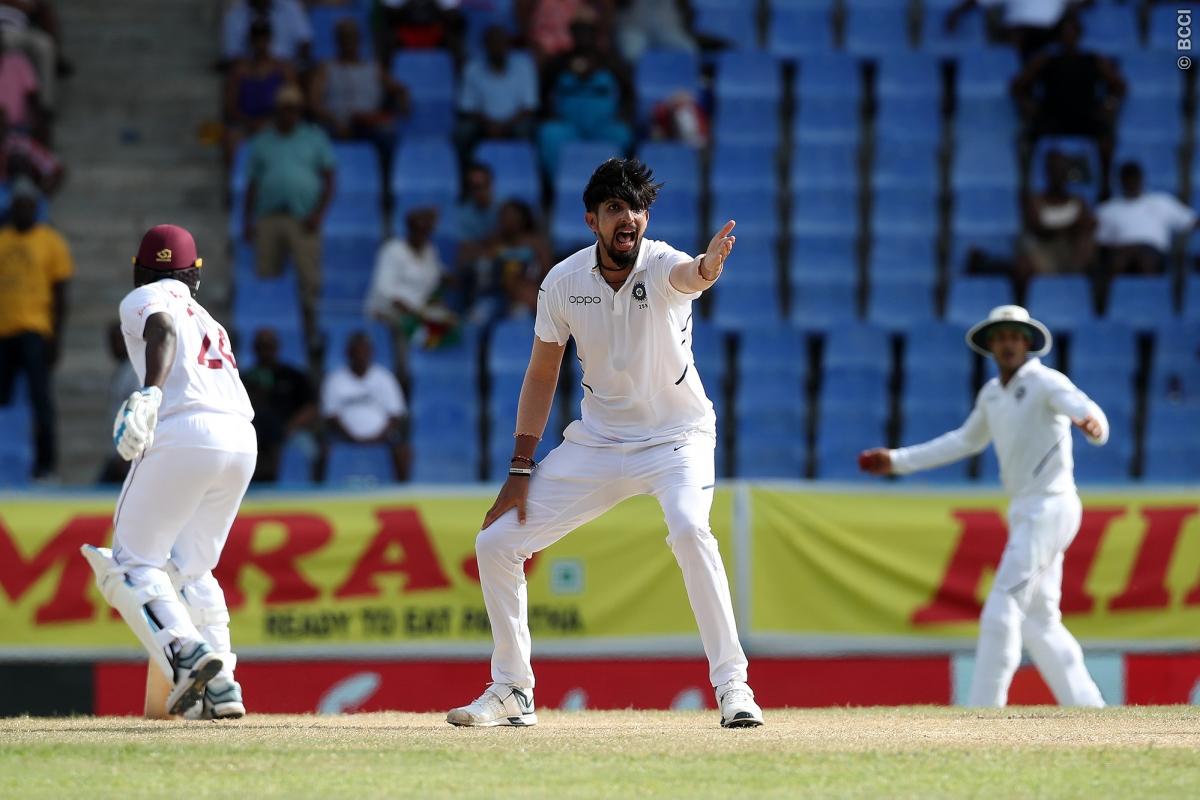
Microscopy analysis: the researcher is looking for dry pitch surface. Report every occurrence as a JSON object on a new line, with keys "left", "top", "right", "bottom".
{"left": 3, "top": 707, "right": 1199, "bottom": 799}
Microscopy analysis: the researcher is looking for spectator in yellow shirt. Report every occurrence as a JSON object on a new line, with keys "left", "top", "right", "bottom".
{"left": 0, "top": 177, "right": 72, "bottom": 480}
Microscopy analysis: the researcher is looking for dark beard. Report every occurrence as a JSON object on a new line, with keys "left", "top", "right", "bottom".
{"left": 601, "top": 232, "right": 641, "bottom": 269}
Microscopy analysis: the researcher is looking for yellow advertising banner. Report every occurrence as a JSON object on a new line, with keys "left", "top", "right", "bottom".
{"left": 751, "top": 488, "right": 1200, "bottom": 641}
{"left": 0, "top": 491, "right": 733, "bottom": 652}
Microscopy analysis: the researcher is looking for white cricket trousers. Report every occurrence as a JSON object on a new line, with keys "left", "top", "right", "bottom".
{"left": 476, "top": 433, "right": 749, "bottom": 689}
{"left": 968, "top": 492, "right": 1105, "bottom": 707}
{"left": 111, "top": 442, "right": 256, "bottom": 670}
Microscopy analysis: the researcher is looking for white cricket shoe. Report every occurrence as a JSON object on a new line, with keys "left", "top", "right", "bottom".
{"left": 167, "top": 641, "right": 224, "bottom": 716}
{"left": 446, "top": 684, "right": 537, "bottom": 727}
{"left": 716, "top": 680, "right": 764, "bottom": 728}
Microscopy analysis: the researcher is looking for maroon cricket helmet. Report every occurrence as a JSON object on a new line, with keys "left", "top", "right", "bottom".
{"left": 132, "top": 224, "right": 203, "bottom": 271}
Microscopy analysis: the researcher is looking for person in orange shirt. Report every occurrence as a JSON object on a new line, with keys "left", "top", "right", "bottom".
{"left": 0, "top": 177, "right": 72, "bottom": 480}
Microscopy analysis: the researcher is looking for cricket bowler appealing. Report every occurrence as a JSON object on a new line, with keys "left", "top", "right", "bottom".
{"left": 81, "top": 225, "right": 257, "bottom": 718}
{"left": 447, "top": 159, "right": 763, "bottom": 729}
{"left": 860, "top": 305, "right": 1108, "bottom": 708}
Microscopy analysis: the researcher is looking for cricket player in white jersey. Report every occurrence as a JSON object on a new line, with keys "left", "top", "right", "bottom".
{"left": 859, "top": 305, "right": 1108, "bottom": 707}
{"left": 81, "top": 224, "right": 257, "bottom": 718}
{"left": 447, "top": 159, "right": 763, "bottom": 728}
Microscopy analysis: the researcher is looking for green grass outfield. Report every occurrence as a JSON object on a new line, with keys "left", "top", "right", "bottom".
{"left": 3, "top": 707, "right": 1198, "bottom": 799}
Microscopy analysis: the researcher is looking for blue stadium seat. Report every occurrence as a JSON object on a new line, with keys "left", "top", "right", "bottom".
{"left": 1026, "top": 275, "right": 1096, "bottom": 333}
{"left": 954, "top": 50, "right": 1020, "bottom": 100}
{"left": 235, "top": 322, "right": 308, "bottom": 369}
{"left": 845, "top": 5, "right": 911, "bottom": 55}
{"left": 1142, "top": 400, "right": 1200, "bottom": 481}
{"left": 715, "top": 50, "right": 781, "bottom": 101}
{"left": 795, "top": 53, "right": 862, "bottom": 100}
{"left": 693, "top": 0, "right": 759, "bottom": 47}
{"left": 868, "top": 235, "right": 937, "bottom": 284}
{"left": 875, "top": 95, "right": 941, "bottom": 142}
{"left": 1185, "top": 275, "right": 1200, "bottom": 321}
{"left": 767, "top": 3, "right": 836, "bottom": 60}
{"left": 790, "top": 277, "right": 858, "bottom": 330}
{"left": 950, "top": 137, "right": 1019, "bottom": 190}
{"left": 738, "top": 323, "right": 808, "bottom": 375}
{"left": 955, "top": 96, "right": 1019, "bottom": 141}
{"left": 867, "top": 277, "right": 936, "bottom": 331}
{"left": 638, "top": 142, "right": 701, "bottom": 195}
{"left": 714, "top": 98, "right": 782, "bottom": 148}
{"left": 951, "top": 186, "right": 1019, "bottom": 238}
{"left": 710, "top": 190, "right": 779, "bottom": 240}
{"left": 487, "top": 318, "right": 535, "bottom": 375}
{"left": 391, "top": 137, "right": 459, "bottom": 203}
{"left": 1149, "top": 4, "right": 1188, "bottom": 51}
{"left": 824, "top": 321, "right": 891, "bottom": 374}
{"left": 873, "top": 138, "right": 939, "bottom": 189}
{"left": 944, "top": 276, "right": 1013, "bottom": 328}
{"left": 794, "top": 96, "right": 861, "bottom": 144}
{"left": 322, "top": 321, "right": 394, "bottom": 371}
{"left": 326, "top": 442, "right": 397, "bottom": 487}
{"left": 735, "top": 430, "right": 807, "bottom": 478}
{"left": 876, "top": 53, "right": 941, "bottom": 99}
{"left": 948, "top": 233, "right": 1015, "bottom": 274}
{"left": 713, "top": 283, "right": 783, "bottom": 330}
{"left": 896, "top": 410, "right": 971, "bottom": 482}
{"left": 905, "top": 320, "right": 973, "bottom": 377}
{"left": 409, "top": 331, "right": 479, "bottom": 380}
{"left": 902, "top": 367, "right": 972, "bottom": 418}
{"left": 334, "top": 143, "right": 382, "bottom": 196}
{"left": 1106, "top": 276, "right": 1175, "bottom": 331}
{"left": 1119, "top": 96, "right": 1184, "bottom": 146}
{"left": 711, "top": 145, "right": 779, "bottom": 194}
{"left": 719, "top": 240, "right": 778, "bottom": 289}
{"left": 276, "top": 435, "right": 316, "bottom": 486}
{"left": 635, "top": 50, "right": 701, "bottom": 120}
{"left": 648, "top": 191, "right": 701, "bottom": 254}
{"left": 391, "top": 50, "right": 455, "bottom": 135}
{"left": 791, "top": 187, "right": 858, "bottom": 238}
{"left": 736, "top": 369, "right": 806, "bottom": 418}
{"left": 1069, "top": 320, "right": 1137, "bottom": 377}
{"left": 920, "top": 5, "right": 986, "bottom": 55}
{"left": 473, "top": 141, "right": 541, "bottom": 206}
{"left": 1116, "top": 141, "right": 1180, "bottom": 196}
{"left": 819, "top": 369, "right": 889, "bottom": 424}
{"left": 690, "top": 321, "right": 727, "bottom": 386}
{"left": 789, "top": 233, "right": 857, "bottom": 280}
{"left": 872, "top": 186, "right": 938, "bottom": 236}
{"left": 792, "top": 140, "right": 859, "bottom": 189}
{"left": 324, "top": 189, "right": 385, "bottom": 238}
{"left": 0, "top": 402, "right": 32, "bottom": 487}
{"left": 554, "top": 140, "right": 623, "bottom": 199}
{"left": 1079, "top": 4, "right": 1141, "bottom": 53}
{"left": 1118, "top": 52, "right": 1184, "bottom": 100}
{"left": 233, "top": 273, "right": 305, "bottom": 336}
{"left": 1149, "top": 321, "right": 1200, "bottom": 402}
{"left": 550, "top": 201, "right": 592, "bottom": 253}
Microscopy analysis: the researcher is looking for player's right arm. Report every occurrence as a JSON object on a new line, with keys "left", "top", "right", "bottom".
{"left": 860, "top": 399, "right": 991, "bottom": 476}
{"left": 141, "top": 312, "right": 177, "bottom": 388}
{"left": 481, "top": 337, "right": 565, "bottom": 529}
{"left": 112, "top": 305, "right": 175, "bottom": 461}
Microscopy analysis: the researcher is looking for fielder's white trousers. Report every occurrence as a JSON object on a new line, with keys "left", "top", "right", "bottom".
{"left": 968, "top": 492, "right": 1105, "bottom": 707}
{"left": 112, "top": 443, "right": 256, "bottom": 671}
{"left": 476, "top": 433, "right": 749, "bottom": 689}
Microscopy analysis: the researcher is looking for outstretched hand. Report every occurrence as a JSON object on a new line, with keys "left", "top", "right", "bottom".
{"left": 1072, "top": 416, "right": 1103, "bottom": 440}
{"left": 858, "top": 448, "right": 892, "bottom": 476}
{"left": 699, "top": 220, "right": 736, "bottom": 281}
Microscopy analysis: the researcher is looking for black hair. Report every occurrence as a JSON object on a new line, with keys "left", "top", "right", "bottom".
{"left": 582, "top": 158, "right": 662, "bottom": 214}
{"left": 1119, "top": 161, "right": 1142, "bottom": 181}
{"left": 499, "top": 199, "right": 537, "bottom": 234}
{"left": 134, "top": 264, "right": 200, "bottom": 294}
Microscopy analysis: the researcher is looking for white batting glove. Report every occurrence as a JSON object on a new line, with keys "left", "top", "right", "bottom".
{"left": 112, "top": 386, "right": 162, "bottom": 461}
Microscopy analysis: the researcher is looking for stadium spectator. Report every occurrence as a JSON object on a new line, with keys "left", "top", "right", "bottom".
{"left": 1011, "top": 15, "right": 1125, "bottom": 196}
{"left": 478, "top": 199, "right": 552, "bottom": 321}
{"left": 614, "top": 0, "right": 696, "bottom": 63}
{"left": 321, "top": 331, "right": 409, "bottom": 480}
{"left": 945, "top": 0, "right": 1083, "bottom": 59}
{"left": 242, "top": 328, "right": 318, "bottom": 483}
{"left": 1095, "top": 161, "right": 1198, "bottom": 275}
{"left": 537, "top": 18, "right": 632, "bottom": 173}
{"left": 310, "top": 18, "right": 407, "bottom": 157}
{"left": 0, "top": 28, "right": 40, "bottom": 131}
{"left": 456, "top": 161, "right": 499, "bottom": 248}
{"left": 520, "top": 0, "right": 613, "bottom": 62}
{"left": 0, "top": 177, "right": 71, "bottom": 480}
{"left": 0, "top": 1, "right": 60, "bottom": 108}
{"left": 455, "top": 24, "right": 538, "bottom": 153}
{"left": 243, "top": 83, "right": 335, "bottom": 353}
{"left": 367, "top": 206, "right": 457, "bottom": 371}
{"left": 0, "top": 106, "right": 61, "bottom": 193}
{"left": 223, "top": 20, "right": 297, "bottom": 165}
{"left": 1017, "top": 149, "right": 1096, "bottom": 280}
{"left": 222, "top": 0, "right": 312, "bottom": 65}
{"left": 97, "top": 321, "right": 139, "bottom": 485}
{"left": 376, "top": 0, "right": 464, "bottom": 61}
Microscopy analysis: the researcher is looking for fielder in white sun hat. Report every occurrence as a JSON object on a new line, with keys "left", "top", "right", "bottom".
{"left": 966, "top": 304, "right": 1052, "bottom": 358}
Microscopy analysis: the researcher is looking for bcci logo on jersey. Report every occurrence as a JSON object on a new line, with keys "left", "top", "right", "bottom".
{"left": 632, "top": 281, "right": 647, "bottom": 308}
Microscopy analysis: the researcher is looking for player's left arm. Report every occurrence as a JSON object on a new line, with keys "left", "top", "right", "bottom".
{"left": 1047, "top": 375, "right": 1109, "bottom": 446}
{"left": 669, "top": 219, "right": 736, "bottom": 294}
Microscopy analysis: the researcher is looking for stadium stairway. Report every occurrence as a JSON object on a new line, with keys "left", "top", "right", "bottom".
{"left": 50, "top": 0, "right": 227, "bottom": 484}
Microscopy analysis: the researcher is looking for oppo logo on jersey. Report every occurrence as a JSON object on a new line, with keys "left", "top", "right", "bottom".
{"left": 569, "top": 295, "right": 601, "bottom": 305}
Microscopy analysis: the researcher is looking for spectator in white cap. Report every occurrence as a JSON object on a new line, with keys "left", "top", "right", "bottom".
{"left": 859, "top": 304, "right": 1109, "bottom": 709}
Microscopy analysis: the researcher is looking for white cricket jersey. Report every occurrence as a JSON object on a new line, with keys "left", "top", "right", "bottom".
{"left": 890, "top": 358, "right": 1108, "bottom": 498}
{"left": 118, "top": 279, "right": 255, "bottom": 453}
{"left": 534, "top": 239, "right": 716, "bottom": 445}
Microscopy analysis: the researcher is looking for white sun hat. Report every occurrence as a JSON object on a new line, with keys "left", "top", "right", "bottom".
{"left": 965, "top": 304, "right": 1052, "bottom": 357}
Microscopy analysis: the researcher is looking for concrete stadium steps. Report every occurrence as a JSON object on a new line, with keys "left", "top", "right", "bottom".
{"left": 52, "top": 0, "right": 226, "bottom": 484}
